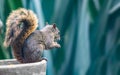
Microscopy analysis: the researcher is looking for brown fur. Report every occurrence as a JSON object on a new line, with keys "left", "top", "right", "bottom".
{"left": 4, "top": 8, "right": 60, "bottom": 63}
{"left": 4, "top": 8, "right": 38, "bottom": 63}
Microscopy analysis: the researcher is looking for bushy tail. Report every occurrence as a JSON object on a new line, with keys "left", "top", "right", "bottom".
{"left": 4, "top": 8, "right": 38, "bottom": 63}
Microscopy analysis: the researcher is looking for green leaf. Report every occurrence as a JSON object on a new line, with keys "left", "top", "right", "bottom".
{"left": 7, "top": 0, "right": 23, "bottom": 10}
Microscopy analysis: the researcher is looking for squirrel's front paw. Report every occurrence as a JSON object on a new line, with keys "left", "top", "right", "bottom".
{"left": 49, "top": 42, "right": 61, "bottom": 48}
{"left": 55, "top": 44, "right": 61, "bottom": 48}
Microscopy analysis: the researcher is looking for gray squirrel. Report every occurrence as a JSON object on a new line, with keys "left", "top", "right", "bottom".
{"left": 4, "top": 8, "right": 61, "bottom": 63}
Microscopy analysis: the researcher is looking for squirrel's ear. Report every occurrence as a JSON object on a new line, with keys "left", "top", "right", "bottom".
{"left": 53, "top": 23, "right": 56, "bottom": 28}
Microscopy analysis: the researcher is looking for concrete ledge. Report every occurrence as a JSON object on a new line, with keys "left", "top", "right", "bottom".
{"left": 0, "top": 59, "right": 47, "bottom": 75}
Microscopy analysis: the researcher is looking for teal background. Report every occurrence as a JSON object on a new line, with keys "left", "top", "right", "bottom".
{"left": 0, "top": 0, "right": 120, "bottom": 75}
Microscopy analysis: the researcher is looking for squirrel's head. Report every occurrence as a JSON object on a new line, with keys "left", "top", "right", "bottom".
{"left": 41, "top": 23, "right": 60, "bottom": 41}
{"left": 52, "top": 24, "right": 60, "bottom": 41}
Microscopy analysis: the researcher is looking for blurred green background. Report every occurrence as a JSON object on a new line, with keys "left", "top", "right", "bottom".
{"left": 0, "top": 0, "right": 120, "bottom": 75}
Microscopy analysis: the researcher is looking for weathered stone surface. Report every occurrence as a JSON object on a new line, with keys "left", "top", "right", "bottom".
{"left": 0, "top": 59, "right": 47, "bottom": 75}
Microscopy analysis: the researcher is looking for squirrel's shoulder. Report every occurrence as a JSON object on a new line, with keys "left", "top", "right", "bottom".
{"left": 25, "top": 30, "right": 43, "bottom": 41}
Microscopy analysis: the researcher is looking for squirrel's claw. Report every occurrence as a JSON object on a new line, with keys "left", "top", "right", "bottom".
{"left": 41, "top": 57, "right": 48, "bottom": 61}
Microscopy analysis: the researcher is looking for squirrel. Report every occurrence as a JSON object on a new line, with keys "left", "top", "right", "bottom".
{"left": 3, "top": 8, "right": 61, "bottom": 63}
